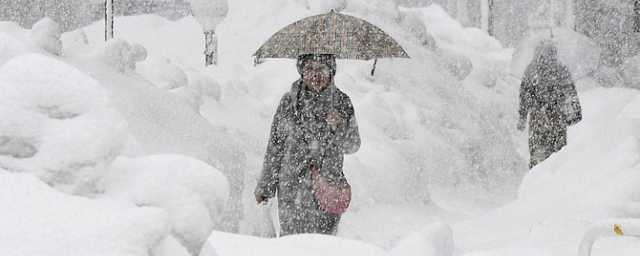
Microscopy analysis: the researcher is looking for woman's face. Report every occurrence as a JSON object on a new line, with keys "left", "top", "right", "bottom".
{"left": 302, "top": 60, "right": 331, "bottom": 92}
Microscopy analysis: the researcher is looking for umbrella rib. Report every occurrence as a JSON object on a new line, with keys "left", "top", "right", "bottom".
{"left": 329, "top": 12, "right": 335, "bottom": 55}
{"left": 304, "top": 20, "right": 311, "bottom": 55}
{"left": 318, "top": 14, "right": 324, "bottom": 54}
{"left": 341, "top": 17, "right": 348, "bottom": 59}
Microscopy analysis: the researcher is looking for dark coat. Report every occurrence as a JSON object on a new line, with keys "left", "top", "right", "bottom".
{"left": 519, "top": 42, "right": 578, "bottom": 167}
{"left": 255, "top": 56, "right": 360, "bottom": 235}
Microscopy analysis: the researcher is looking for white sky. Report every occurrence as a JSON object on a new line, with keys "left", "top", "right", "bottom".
{"left": 1, "top": 0, "right": 640, "bottom": 255}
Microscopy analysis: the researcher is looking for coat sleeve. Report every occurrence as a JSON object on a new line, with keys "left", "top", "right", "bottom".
{"left": 559, "top": 68, "right": 582, "bottom": 124}
{"left": 331, "top": 94, "right": 361, "bottom": 155}
{"left": 518, "top": 80, "right": 531, "bottom": 121}
{"left": 254, "top": 94, "right": 289, "bottom": 198}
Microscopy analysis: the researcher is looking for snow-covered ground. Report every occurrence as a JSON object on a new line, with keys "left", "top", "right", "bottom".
{"left": 1, "top": 0, "right": 640, "bottom": 255}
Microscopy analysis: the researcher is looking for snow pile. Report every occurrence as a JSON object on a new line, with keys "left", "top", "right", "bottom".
{"left": 579, "top": 218, "right": 640, "bottom": 256}
{"left": 91, "top": 38, "right": 147, "bottom": 73}
{"left": 0, "top": 53, "right": 127, "bottom": 195}
{"left": 185, "top": 69, "right": 221, "bottom": 99}
{"left": 74, "top": 24, "right": 246, "bottom": 232}
{"left": 30, "top": 17, "right": 63, "bottom": 56}
{"left": 450, "top": 88, "right": 640, "bottom": 255}
{"left": 0, "top": 31, "right": 232, "bottom": 255}
{"left": 209, "top": 231, "right": 391, "bottom": 256}
{"left": 400, "top": 5, "right": 476, "bottom": 81}
{"left": 100, "top": 154, "right": 230, "bottom": 255}
{"left": 390, "top": 222, "right": 455, "bottom": 256}
{"left": 0, "top": 170, "right": 174, "bottom": 256}
{"left": 137, "top": 53, "right": 187, "bottom": 90}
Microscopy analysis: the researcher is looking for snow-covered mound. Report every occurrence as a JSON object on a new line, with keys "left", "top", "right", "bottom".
{"left": 101, "top": 154, "right": 230, "bottom": 255}
{"left": 0, "top": 53, "right": 127, "bottom": 195}
{"left": 0, "top": 27, "right": 232, "bottom": 255}
{"left": 451, "top": 87, "right": 640, "bottom": 255}
{"left": 0, "top": 170, "right": 173, "bottom": 256}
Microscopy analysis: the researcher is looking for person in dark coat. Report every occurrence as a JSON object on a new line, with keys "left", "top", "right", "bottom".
{"left": 518, "top": 40, "right": 581, "bottom": 168}
{"left": 254, "top": 54, "right": 361, "bottom": 236}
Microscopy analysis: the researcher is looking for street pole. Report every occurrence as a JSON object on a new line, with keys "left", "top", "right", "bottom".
{"left": 105, "top": 0, "right": 114, "bottom": 41}
{"left": 482, "top": 0, "right": 495, "bottom": 36}
{"left": 204, "top": 30, "right": 218, "bottom": 66}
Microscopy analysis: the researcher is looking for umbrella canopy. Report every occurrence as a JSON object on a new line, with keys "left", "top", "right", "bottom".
{"left": 253, "top": 10, "right": 410, "bottom": 61}
{"left": 510, "top": 27, "right": 601, "bottom": 81}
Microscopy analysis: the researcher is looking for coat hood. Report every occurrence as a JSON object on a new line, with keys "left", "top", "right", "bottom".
{"left": 532, "top": 40, "right": 558, "bottom": 66}
{"left": 296, "top": 54, "right": 337, "bottom": 78}
{"left": 523, "top": 40, "right": 571, "bottom": 85}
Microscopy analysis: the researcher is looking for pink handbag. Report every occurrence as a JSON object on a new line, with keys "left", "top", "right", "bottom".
{"left": 311, "top": 167, "right": 351, "bottom": 215}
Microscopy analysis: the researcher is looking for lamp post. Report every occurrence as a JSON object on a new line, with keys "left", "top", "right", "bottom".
{"left": 105, "top": 0, "right": 114, "bottom": 41}
{"left": 190, "top": 0, "right": 228, "bottom": 66}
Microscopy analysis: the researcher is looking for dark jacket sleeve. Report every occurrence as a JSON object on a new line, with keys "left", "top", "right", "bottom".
{"left": 518, "top": 80, "right": 531, "bottom": 121}
{"left": 254, "top": 94, "right": 290, "bottom": 198}
{"left": 331, "top": 94, "right": 361, "bottom": 154}
{"left": 559, "top": 68, "right": 582, "bottom": 124}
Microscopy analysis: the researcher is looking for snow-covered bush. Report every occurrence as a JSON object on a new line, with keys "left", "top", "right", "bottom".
{"left": 171, "top": 86, "right": 204, "bottom": 111}
{"left": 100, "top": 154, "right": 230, "bottom": 255}
{"left": 399, "top": 6, "right": 474, "bottom": 81}
{"left": 61, "top": 28, "right": 90, "bottom": 56}
{"left": 186, "top": 70, "right": 221, "bottom": 100}
{"left": 436, "top": 49, "right": 473, "bottom": 81}
{"left": 92, "top": 38, "right": 148, "bottom": 73}
{"left": 30, "top": 17, "right": 62, "bottom": 56}
{"left": 129, "top": 42, "right": 148, "bottom": 69}
{"left": 0, "top": 53, "right": 127, "bottom": 195}
{"left": 137, "top": 53, "right": 189, "bottom": 90}
{"left": 398, "top": 10, "right": 438, "bottom": 50}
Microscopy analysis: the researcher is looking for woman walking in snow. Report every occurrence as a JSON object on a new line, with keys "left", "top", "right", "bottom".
{"left": 254, "top": 54, "right": 360, "bottom": 236}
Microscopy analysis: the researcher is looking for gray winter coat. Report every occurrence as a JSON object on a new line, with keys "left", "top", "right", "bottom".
{"left": 519, "top": 41, "right": 578, "bottom": 167}
{"left": 255, "top": 67, "right": 360, "bottom": 235}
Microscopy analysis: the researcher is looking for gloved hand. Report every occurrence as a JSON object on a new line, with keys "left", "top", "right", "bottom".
{"left": 327, "top": 108, "right": 341, "bottom": 130}
{"left": 517, "top": 118, "right": 526, "bottom": 131}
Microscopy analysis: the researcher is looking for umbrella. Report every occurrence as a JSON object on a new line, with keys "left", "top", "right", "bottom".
{"left": 253, "top": 9, "right": 409, "bottom": 75}
{"left": 510, "top": 27, "right": 601, "bottom": 81}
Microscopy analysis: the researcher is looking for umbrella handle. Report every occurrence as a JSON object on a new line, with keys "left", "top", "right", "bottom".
{"left": 371, "top": 59, "right": 378, "bottom": 76}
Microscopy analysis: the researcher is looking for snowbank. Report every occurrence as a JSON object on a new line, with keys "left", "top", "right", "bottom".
{"left": 30, "top": 17, "right": 63, "bottom": 56}
{"left": 451, "top": 88, "right": 640, "bottom": 255}
{"left": 0, "top": 38, "right": 232, "bottom": 255}
{"left": 209, "top": 231, "right": 391, "bottom": 256}
{"left": 101, "top": 154, "right": 230, "bottom": 255}
{"left": 72, "top": 34, "right": 247, "bottom": 231}
{"left": 0, "top": 53, "right": 127, "bottom": 195}
{"left": 0, "top": 29, "right": 33, "bottom": 65}
{"left": 0, "top": 170, "right": 173, "bottom": 256}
